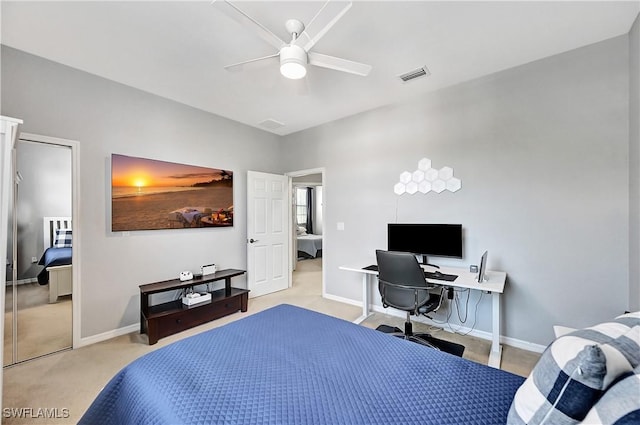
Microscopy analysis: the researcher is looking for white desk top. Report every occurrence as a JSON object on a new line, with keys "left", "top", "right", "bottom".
{"left": 339, "top": 261, "right": 506, "bottom": 294}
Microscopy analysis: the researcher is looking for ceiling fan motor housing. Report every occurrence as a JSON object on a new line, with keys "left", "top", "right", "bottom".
{"left": 285, "top": 19, "right": 305, "bottom": 38}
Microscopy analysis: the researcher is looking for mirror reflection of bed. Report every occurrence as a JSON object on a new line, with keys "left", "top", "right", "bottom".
{"left": 38, "top": 217, "right": 73, "bottom": 303}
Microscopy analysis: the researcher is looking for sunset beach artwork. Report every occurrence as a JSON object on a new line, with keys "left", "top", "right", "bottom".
{"left": 111, "top": 154, "right": 233, "bottom": 231}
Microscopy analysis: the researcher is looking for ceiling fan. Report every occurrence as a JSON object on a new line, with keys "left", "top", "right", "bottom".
{"left": 215, "top": 0, "right": 372, "bottom": 80}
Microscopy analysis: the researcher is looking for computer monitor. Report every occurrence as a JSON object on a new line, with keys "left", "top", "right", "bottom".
{"left": 387, "top": 223, "right": 463, "bottom": 265}
{"left": 476, "top": 250, "right": 488, "bottom": 283}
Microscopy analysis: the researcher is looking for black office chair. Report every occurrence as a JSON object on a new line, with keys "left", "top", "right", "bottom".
{"left": 376, "top": 249, "right": 444, "bottom": 349}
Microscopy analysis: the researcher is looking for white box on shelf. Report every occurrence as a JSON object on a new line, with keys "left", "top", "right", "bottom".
{"left": 201, "top": 264, "right": 217, "bottom": 276}
{"left": 181, "top": 292, "right": 211, "bottom": 306}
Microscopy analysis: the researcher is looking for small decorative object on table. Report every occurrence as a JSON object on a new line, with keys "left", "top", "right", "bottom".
{"left": 201, "top": 264, "right": 217, "bottom": 276}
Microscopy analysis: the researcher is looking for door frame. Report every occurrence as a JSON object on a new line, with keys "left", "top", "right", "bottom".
{"left": 18, "top": 133, "right": 81, "bottom": 350}
{"left": 285, "top": 167, "right": 326, "bottom": 298}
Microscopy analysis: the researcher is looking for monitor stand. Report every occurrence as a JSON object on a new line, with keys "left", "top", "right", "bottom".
{"left": 421, "top": 254, "right": 440, "bottom": 269}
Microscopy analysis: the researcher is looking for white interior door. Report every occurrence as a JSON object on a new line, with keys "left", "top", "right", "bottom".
{"left": 247, "top": 171, "right": 290, "bottom": 297}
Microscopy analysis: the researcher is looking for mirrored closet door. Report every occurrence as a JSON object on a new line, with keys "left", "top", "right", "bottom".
{"left": 4, "top": 139, "right": 72, "bottom": 365}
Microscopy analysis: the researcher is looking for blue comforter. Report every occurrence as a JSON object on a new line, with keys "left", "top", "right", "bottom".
{"left": 37, "top": 247, "right": 72, "bottom": 285}
{"left": 79, "top": 304, "right": 524, "bottom": 425}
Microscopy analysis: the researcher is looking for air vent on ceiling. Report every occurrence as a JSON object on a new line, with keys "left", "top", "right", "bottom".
{"left": 398, "top": 66, "right": 431, "bottom": 83}
{"left": 258, "top": 119, "right": 285, "bottom": 130}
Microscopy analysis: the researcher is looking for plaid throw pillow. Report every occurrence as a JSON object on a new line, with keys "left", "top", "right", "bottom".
{"left": 580, "top": 366, "right": 640, "bottom": 424}
{"left": 614, "top": 311, "right": 640, "bottom": 328}
{"left": 508, "top": 313, "right": 640, "bottom": 425}
{"left": 54, "top": 228, "right": 72, "bottom": 248}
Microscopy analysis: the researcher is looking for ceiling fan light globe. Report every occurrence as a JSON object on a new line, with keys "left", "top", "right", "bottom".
{"left": 280, "top": 45, "right": 307, "bottom": 79}
{"left": 280, "top": 62, "right": 307, "bottom": 79}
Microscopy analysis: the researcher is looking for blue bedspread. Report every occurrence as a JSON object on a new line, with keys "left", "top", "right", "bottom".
{"left": 37, "top": 247, "right": 72, "bottom": 285}
{"left": 79, "top": 304, "right": 524, "bottom": 425}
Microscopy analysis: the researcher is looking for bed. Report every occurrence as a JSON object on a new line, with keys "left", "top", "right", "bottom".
{"left": 79, "top": 304, "right": 525, "bottom": 425}
{"left": 297, "top": 233, "right": 323, "bottom": 258}
{"left": 37, "top": 216, "right": 72, "bottom": 303}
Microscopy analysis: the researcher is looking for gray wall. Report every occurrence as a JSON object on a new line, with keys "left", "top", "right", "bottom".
{"left": 282, "top": 36, "right": 630, "bottom": 346}
{"left": 16, "top": 140, "right": 72, "bottom": 280}
{"left": 1, "top": 46, "right": 283, "bottom": 337}
{"left": 1, "top": 30, "right": 635, "bottom": 346}
{"left": 630, "top": 14, "right": 639, "bottom": 312}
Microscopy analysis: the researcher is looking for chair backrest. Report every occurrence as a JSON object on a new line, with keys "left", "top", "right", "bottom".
{"left": 376, "top": 249, "right": 430, "bottom": 311}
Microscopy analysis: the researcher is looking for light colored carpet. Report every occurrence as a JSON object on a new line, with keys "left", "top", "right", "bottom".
{"left": 4, "top": 283, "right": 72, "bottom": 366}
{"left": 2, "top": 258, "right": 539, "bottom": 424}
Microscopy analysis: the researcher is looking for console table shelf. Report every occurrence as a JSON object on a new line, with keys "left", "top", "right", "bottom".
{"left": 140, "top": 269, "right": 248, "bottom": 345}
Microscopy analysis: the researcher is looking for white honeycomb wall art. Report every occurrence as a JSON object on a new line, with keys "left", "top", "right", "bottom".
{"left": 394, "top": 157, "right": 462, "bottom": 195}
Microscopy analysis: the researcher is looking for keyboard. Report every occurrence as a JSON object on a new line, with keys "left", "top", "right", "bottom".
{"left": 363, "top": 265, "right": 458, "bottom": 282}
{"left": 424, "top": 271, "right": 458, "bottom": 282}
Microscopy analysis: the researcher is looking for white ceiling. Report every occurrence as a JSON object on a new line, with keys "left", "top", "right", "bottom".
{"left": 1, "top": 1, "right": 638, "bottom": 136}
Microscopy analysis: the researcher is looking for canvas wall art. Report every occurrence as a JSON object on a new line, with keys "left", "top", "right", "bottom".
{"left": 111, "top": 154, "right": 233, "bottom": 231}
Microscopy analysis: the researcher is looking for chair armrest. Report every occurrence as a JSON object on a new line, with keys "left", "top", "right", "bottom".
{"left": 380, "top": 282, "right": 436, "bottom": 291}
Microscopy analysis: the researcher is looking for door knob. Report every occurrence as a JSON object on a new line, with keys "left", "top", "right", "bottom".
{"left": 249, "top": 238, "right": 259, "bottom": 243}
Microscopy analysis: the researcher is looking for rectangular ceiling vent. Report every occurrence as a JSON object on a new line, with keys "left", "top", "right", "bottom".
{"left": 398, "top": 66, "right": 431, "bottom": 83}
{"left": 258, "top": 119, "right": 285, "bottom": 130}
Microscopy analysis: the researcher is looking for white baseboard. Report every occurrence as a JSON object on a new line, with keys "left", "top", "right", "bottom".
{"left": 5, "top": 277, "right": 38, "bottom": 286}
{"left": 323, "top": 293, "right": 362, "bottom": 308}
{"left": 326, "top": 296, "right": 547, "bottom": 354}
{"left": 501, "top": 335, "right": 547, "bottom": 353}
{"left": 77, "top": 323, "right": 138, "bottom": 348}
{"left": 77, "top": 296, "right": 547, "bottom": 354}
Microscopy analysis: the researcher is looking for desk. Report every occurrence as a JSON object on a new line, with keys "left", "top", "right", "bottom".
{"left": 339, "top": 262, "right": 506, "bottom": 368}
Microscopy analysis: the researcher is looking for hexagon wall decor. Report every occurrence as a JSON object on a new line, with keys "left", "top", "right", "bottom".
{"left": 399, "top": 171, "right": 412, "bottom": 184}
{"left": 394, "top": 182, "right": 406, "bottom": 195}
{"left": 394, "top": 157, "right": 461, "bottom": 196}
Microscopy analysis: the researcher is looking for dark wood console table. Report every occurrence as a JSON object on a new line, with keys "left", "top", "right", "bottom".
{"left": 139, "top": 269, "right": 248, "bottom": 345}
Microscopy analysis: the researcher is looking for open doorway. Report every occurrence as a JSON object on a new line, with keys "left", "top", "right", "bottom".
{"left": 287, "top": 168, "right": 324, "bottom": 298}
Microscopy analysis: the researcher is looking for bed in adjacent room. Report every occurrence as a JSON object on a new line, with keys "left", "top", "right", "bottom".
{"left": 79, "top": 304, "right": 525, "bottom": 425}
{"left": 297, "top": 232, "right": 323, "bottom": 258}
{"left": 37, "top": 216, "right": 72, "bottom": 303}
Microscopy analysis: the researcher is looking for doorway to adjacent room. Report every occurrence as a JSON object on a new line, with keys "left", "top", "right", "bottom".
{"left": 287, "top": 168, "right": 325, "bottom": 297}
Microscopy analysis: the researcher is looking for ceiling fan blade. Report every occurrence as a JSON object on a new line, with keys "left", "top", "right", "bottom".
{"left": 308, "top": 52, "right": 372, "bottom": 76}
{"left": 294, "top": 1, "right": 352, "bottom": 52}
{"left": 212, "top": 0, "right": 286, "bottom": 50}
{"left": 224, "top": 53, "right": 279, "bottom": 72}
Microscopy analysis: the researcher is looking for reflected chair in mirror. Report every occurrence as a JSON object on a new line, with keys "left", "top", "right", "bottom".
{"left": 375, "top": 249, "right": 444, "bottom": 350}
